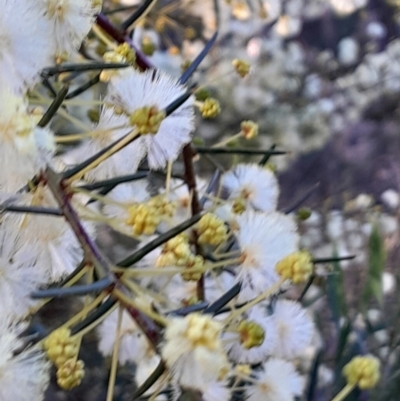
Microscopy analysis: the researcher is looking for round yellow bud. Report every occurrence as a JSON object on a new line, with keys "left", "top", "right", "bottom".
{"left": 297, "top": 207, "right": 312, "bottom": 221}
{"left": 129, "top": 106, "right": 166, "bottom": 134}
{"left": 232, "top": 197, "right": 247, "bottom": 214}
{"left": 232, "top": 59, "right": 251, "bottom": 77}
{"left": 148, "top": 196, "right": 176, "bottom": 219}
{"left": 343, "top": 355, "right": 380, "bottom": 390}
{"left": 240, "top": 120, "right": 258, "bottom": 139}
{"left": 238, "top": 320, "right": 265, "bottom": 349}
{"left": 181, "top": 254, "right": 204, "bottom": 281}
{"left": 57, "top": 359, "right": 85, "bottom": 390}
{"left": 275, "top": 250, "right": 313, "bottom": 284}
{"left": 126, "top": 203, "right": 161, "bottom": 236}
{"left": 141, "top": 37, "right": 157, "bottom": 56}
{"left": 197, "top": 213, "right": 228, "bottom": 246}
{"left": 200, "top": 98, "right": 221, "bottom": 119}
{"left": 43, "top": 328, "right": 79, "bottom": 368}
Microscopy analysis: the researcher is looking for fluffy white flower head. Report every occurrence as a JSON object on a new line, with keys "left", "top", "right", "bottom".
{"left": 245, "top": 358, "right": 304, "bottom": 401}
{"left": 162, "top": 313, "right": 230, "bottom": 389}
{"left": 222, "top": 164, "right": 279, "bottom": 213}
{"left": 3, "top": 186, "right": 90, "bottom": 281}
{"left": 235, "top": 210, "right": 299, "bottom": 301}
{"left": 102, "top": 181, "right": 151, "bottom": 234}
{"left": 271, "top": 299, "right": 314, "bottom": 360}
{"left": 0, "top": 89, "right": 54, "bottom": 191}
{"left": 0, "top": 2, "right": 54, "bottom": 91}
{"left": 107, "top": 69, "right": 195, "bottom": 169}
{"left": 64, "top": 107, "right": 145, "bottom": 182}
{"left": 0, "top": 318, "right": 50, "bottom": 401}
{"left": 0, "top": 227, "right": 46, "bottom": 319}
{"left": 40, "top": 0, "right": 101, "bottom": 55}
{"left": 224, "top": 305, "right": 278, "bottom": 364}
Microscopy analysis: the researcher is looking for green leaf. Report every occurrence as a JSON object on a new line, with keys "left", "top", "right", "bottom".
{"left": 326, "top": 249, "right": 347, "bottom": 328}
{"left": 362, "top": 225, "right": 385, "bottom": 310}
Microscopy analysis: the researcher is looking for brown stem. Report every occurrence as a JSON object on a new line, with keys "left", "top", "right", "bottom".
{"left": 43, "top": 167, "right": 115, "bottom": 282}
{"left": 43, "top": 167, "right": 161, "bottom": 347}
{"left": 95, "top": 13, "right": 152, "bottom": 71}
{"left": 182, "top": 144, "right": 204, "bottom": 300}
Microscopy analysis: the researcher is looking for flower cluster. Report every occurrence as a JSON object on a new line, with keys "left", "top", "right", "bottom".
{"left": 0, "top": 1, "right": 385, "bottom": 401}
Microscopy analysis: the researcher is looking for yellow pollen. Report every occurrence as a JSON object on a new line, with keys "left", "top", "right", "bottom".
{"left": 197, "top": 213, "right": 228, "bottom": 246}
{"left": 275, "top": 250, "right": 313, "bottom": 284}
{"left": 238, "top": 320, "right": 265, "bottom": 349}
{"left": 129, "top": 106, "right": 166, "bottom": 134}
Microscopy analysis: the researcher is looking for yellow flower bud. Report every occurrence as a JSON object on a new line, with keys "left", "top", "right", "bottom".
{"left": 235, "top": 364, "right": 251, "bottom": 376}
{"left": 185, "top": 313, "right": 222, "bottom": 349}
{"left": 200, "top": 98, "right": 221, "bottom": 119}
{"left": 238, "top": 320, "right": 265, "bottom": 349}
{"left": 343, "top": 355, "right": 380, "bottom": 389}
{"left": 141, "top": 36, "right": 157, "bottom": 56}
{"left": 232, "top": 59, "right": 251, "bottom": 77}
{"left": 232, "top": 197, "right": 247, "bottom": 214}
{"left": 57, "top": 359, "right": 85, "bottom": 390}
{"left": 297, "top": 207, "right": 312, "bottom": 221}
{"left": 240, "top": 120, "right": 258, "bottom": 139}
{"left": 181, "top": 254, "right": 204, "bottom": 281}
{"left": 100, "top": 43, "right": 136, "bottom": 82}
{"left": 126, "top": 203, "right": 161, "bottom": 236}
{"left": 276, "top": 250, "right": 313, "bottom": 284}
{"left": 43, "top": 328, "right": 79, "bottom": 368}
{"left": 116, "top": 42, "right": 136, "bottom": 63}
{"left": 148, "top": 196, "right": 176, "bottom": 219}
{"left": 184, "top": 27, "right": 196, "bottom": 40}
{"left": 129, "top": 106, "right": 166, "bottom": 134}
{"left": 197, "top": 213, "right": 228, "bottom": 246}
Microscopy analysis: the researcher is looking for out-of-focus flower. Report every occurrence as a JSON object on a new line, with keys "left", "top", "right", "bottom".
{"left": 39, "top": 0, "right": 101, "bottom": 55}
{"left": 0, "top": 2, "right": 54, "bottom": 92}
{"left": 245, "top": 358, "right": 304, "bottom": 401}
{"left": 0, "top": 318, "right": 50, "bottom": 401}
{"left": 107, "top": 69, "right": 195, "bottom": 169}
{"left": 271, "top": 299, "right": 314, "bottom": 360}
{"left": 235, "top": 210, "right": 299, "bottom": 301}
{"left": 222, "top": 164, "right": 279, "bottom": 213}
{"left": 161, "top": 313, "right": 231, "bottom": 389}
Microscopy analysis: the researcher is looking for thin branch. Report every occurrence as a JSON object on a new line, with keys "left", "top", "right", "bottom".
{"left": 37, "top": 84, "right": 69, "bottom": 127}
{"left": 70, "top": 297, "right": 117, "bottom": 335}
{"left": 117, "top": 213, "right": 203, "bottom": 267}
{"left": 131, "top": 360, "right": 166, "bottom": 399}
{"left": 43, "top": 62, "right": 130, "bottom": 76}
{"left": 79, "top": 172, "right": 148, "bottom": 191}
{"left": 313, "top": 255, "right": 356, "bottom": 264}
{"left": 65, "top": 74, "right": 101, "bottom": 99}
{"left": 195, "top": 146, "right": 286, "bottom": 155}
{"left": 259, "top": 144, "right": 277, "bottom": 165}
{"left": 43, "top": 167, "right": 116, "bottom": 282}
{"left": 31, "top": 277, "right": 112, "bottom": 299}
{"left": 203, "top": 283, "right": 241, "bottom": 314}
{"left": 0, "top": 204, "right": 62, "bottom": 216}
{"left": 179, "top": 31, "right": 218, "bottom": 85}
{"left": 282, "top": 183, "right": 320, "bottom": 214}
{"left": 96, "top": 13, "right": 152, "bottom": 70}
{"left": 120, "top": 0, "right": 157, "bottom": 31}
